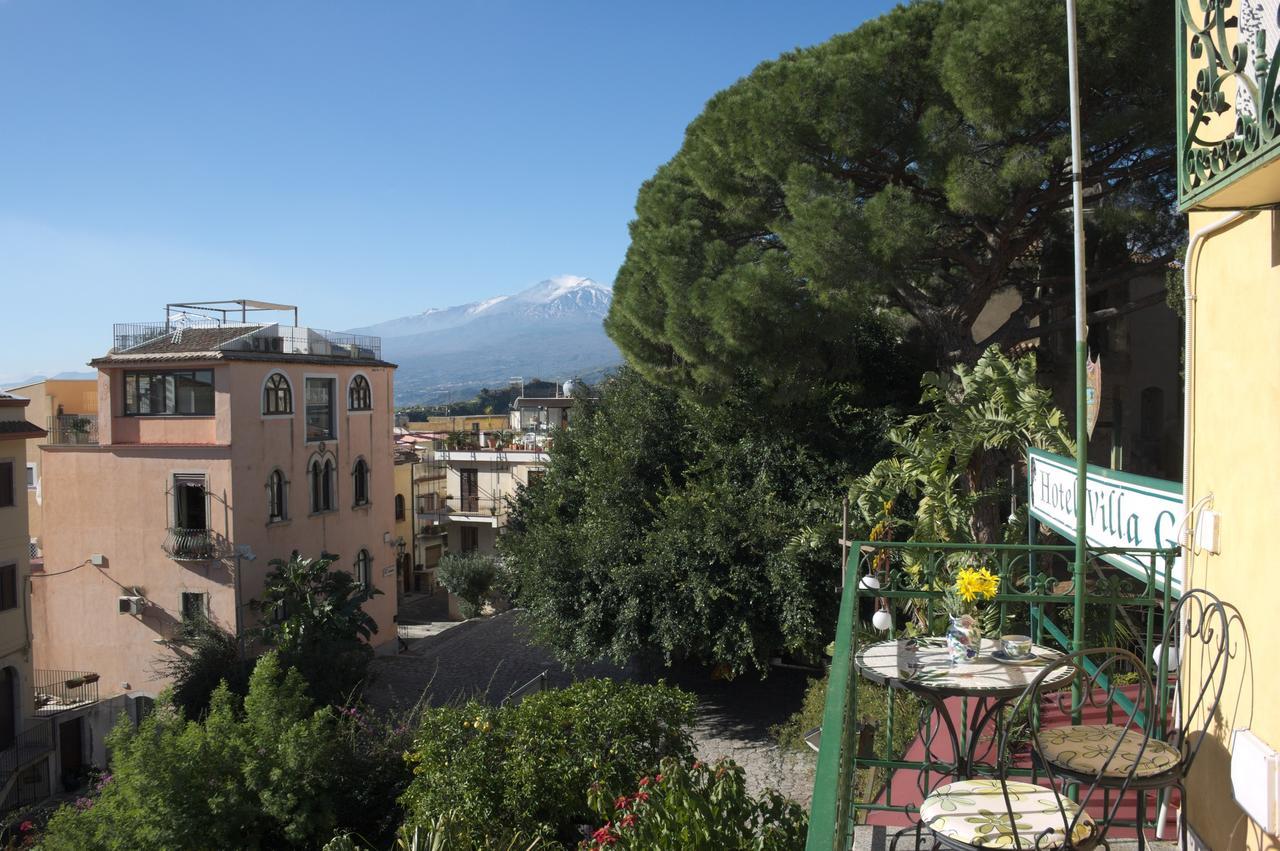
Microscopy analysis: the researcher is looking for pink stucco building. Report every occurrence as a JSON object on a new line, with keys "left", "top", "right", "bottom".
{"left": 33, "top": 302, "right": 398, "bottom": 731}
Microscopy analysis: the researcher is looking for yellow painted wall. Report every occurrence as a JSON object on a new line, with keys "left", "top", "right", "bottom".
{"left": 4, "top": 379, "right": 97, "bottom": 547}
{"left": 406, "top": 415, "right": 507, "bottom": 434}
{"left": 0, "top": 413, "right": 38, "bottom": 726}
{"left": 1184, "top": 209, "right": 1280, "bottom": 850}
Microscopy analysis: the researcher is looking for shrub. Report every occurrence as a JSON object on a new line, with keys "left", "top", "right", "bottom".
{"left": 250, "top": 552, "right": 381, "bottom": 705}
{"left": 155, "top": 614, "right": 251, "bottom": 719}
{"left": 584, "top": 757, "right": 807, "bottom": 850}
{"left": 437, "top": 552, "right": 498, "bottom": 618}
{"left": 39, "top": 652, "right": 413, "bottom": 850}
{"left": 400, "top": 679, "right": 696, "bottom": 845}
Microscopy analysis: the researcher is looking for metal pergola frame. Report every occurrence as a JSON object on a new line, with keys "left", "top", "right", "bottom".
{"left": 164, "top": 300, "right": 298, "bottom": 327}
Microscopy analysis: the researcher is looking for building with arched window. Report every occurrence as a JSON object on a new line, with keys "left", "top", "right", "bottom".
{"left": 31, "top": 301, "right": 399, "bottom": 761}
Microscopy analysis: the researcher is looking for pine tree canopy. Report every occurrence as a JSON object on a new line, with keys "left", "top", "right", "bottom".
{"left": 606, "top": 0, "right": 1178, "bottom": 400}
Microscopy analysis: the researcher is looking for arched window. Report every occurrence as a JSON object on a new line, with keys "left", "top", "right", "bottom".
{"left": 394, "top": 493, "right": 405, "bottom": 521}
{"left": 263, "top": 373, "right": 292, "bottom": 415}
{"left": 352, "top": 458, "right": 370, "bottom": 507}
{"left": 348, "top": 375, "right": 372, "bottom": 411}
{"left": 310, "top": 456, "right": 336, "bottom": 513}
{"left": 267, "top": 469, "right": 288, "bottom": 522}
{"left": 354, "top": 549, "right": 372, "bottom": 589}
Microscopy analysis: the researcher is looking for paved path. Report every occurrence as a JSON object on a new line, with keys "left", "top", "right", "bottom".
{"left": 365, "top": 609, "right": 817, "bottom": 805}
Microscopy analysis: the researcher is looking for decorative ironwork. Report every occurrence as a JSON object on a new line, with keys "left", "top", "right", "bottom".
{"left": 46, "top": 414, "right": 98, "bottom": 446}
{"left": 162, "top": 527, "right": 230, "bottom": 561}
{"left": 33, "top": 669, "right": 100, "bottom": 713}
{"left": 1177, "top": 0, "right": 1280, "bottom": 208}
{"left": 805, "top": 540, "right": 1177, "bottom": 851}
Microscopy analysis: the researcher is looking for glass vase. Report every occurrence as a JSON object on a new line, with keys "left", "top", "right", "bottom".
{"left": 945, "top": 613, "right": 984, "bottom": 665}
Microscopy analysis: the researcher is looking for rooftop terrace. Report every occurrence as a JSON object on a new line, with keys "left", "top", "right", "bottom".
{"left": 104, "top": 300, "right": 383, "bottom": 362}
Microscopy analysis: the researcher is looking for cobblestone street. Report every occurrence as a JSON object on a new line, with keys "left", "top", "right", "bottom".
{"left": 366, "top": 609, "right": 817, "bottom": 805}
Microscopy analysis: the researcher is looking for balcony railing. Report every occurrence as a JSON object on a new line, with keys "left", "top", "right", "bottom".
{"left": 0, "top": 720, "right": 53, "bottom": 785}
{"left": 33, "top": 670, "right": 100, "bottom": 714}
{"left": 45, "top": 414, "right": 98, "bottom": 446}
{"left": 416, "top": 495, "right": 506, "bottom": 517}
{"left": 806, "top": 540, "right": 1176, "bottom": 850}
{"left": 111, "top": 321, "right": 382, "bottom": 360}
{"left": 162, "top": 527, "right": 230, "bottom": 561}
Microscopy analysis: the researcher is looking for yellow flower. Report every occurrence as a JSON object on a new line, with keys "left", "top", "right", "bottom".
{"left": 954, "top": 567, "right": 1000, "bottom": 603}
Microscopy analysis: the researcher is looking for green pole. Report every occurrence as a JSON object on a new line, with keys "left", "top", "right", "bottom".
{"left": 1065, "top": 0, "right": 1089, "bottom": 723}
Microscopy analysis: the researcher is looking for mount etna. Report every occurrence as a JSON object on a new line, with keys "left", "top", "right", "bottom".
{"left": 349, "top": 275, "right": 622, "bottom": 405}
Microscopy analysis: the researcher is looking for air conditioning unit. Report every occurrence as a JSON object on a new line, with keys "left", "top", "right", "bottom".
{"left": 267, "top": 336, "right": 284, "bottom": 352}
{"left": 118, "top": 595, "right": 145, "bottom": 615}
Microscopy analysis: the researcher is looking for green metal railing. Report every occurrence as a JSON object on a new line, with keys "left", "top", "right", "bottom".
{"left": 805, "top": 540, "right": 1176, "bottom": 851}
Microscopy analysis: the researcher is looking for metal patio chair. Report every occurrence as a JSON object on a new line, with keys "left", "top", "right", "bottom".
{"left": 1031, "top": 589, "right": 1230, "bottom": 850}
{"left": 892, "top": 646, "right": 1157, "bottom": 851}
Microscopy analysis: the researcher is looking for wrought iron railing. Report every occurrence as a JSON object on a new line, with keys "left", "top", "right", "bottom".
{"left": 0, "top": 720, "right": 53, "bottom": 783}
{"left": 111, "top": 321, "right": 382, "bottom": 359}
{"left": 162, "top": 527, "right": 229, "bottom": 561}
{"left": 805, "top": 540, "right": 1176, "bottom": 851}
{"left": 33, "top": 670, "right": 100, "bottom": 714}
{"left": 45, "top": 414, "right": 98, "bottom": 446}
{"left": 416, "top": 495, "right": 506, "bottom": 517}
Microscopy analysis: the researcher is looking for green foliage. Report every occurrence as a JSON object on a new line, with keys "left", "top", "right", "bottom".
{"left": 584, "top": 757, "right": 807, "bottom": 850}
{"left": 437, "top": 552, "right": 498, "bottom": 619}
{"left": 608, "top": 0, "right": 1178, "bottom": 401}
{"left": 400, "top": 679, "right": 696, "bottom": 846}
{"left": 770, "top": 669, "right": 921, "bottom": 804}
{"left": 769, "top": 674, "right": 829, "bottom": 753}
{"left": 501, "top": 367, "right": 900, "bottom": 675}
{"left": 41, "top": 654, "right": 355, "bottom": 849}
{"left": 156, "top": 613, "right": 250, "bottom": 719}
{"left": 250, "top": 552, "right": 381, "bottom": 705}
{"left": 849, "top": 348, "right": 1073, "bottom": 544}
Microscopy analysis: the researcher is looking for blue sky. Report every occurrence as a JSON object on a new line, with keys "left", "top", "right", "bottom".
{"left": 0, "top": 1, "right": 891, "bottom": 382}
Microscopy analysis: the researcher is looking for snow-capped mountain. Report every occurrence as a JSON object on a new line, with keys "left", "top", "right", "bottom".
{"left": 350, "top": 276, "right": 621, "bottom": 405}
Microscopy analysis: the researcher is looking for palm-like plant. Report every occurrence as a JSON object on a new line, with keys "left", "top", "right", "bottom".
{"left": 250, "top": 552, "right": 382, "bottom": 704}
{"left": 850, "top": 347, "right": 1073, "bottom": 545}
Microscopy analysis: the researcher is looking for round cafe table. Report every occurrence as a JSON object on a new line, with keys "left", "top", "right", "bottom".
{"left": 854, "top": 637, "right": 1073, "bottom": 780}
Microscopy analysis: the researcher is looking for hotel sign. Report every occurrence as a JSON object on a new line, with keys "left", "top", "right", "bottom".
{"left": 1177, "top": 0, "right": 1280, "bottom": 210}
{"left": 1027, "top": 448, "right": 1182, "bottom": 593}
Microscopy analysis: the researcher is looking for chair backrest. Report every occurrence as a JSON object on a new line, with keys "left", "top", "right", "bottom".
{"left": 995, "top": 647, "right": 1158, "bottom": 849}
{"left": 1165, "top": 588, "right": 1231, "bottom": 773}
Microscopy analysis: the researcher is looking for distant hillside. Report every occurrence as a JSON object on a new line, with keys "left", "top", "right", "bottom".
{"left": 351, "top": 276, "right": 623, "bottom": 405}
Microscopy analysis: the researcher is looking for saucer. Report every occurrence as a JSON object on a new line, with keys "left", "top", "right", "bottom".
{"left": 991, "top": 649, "right": 1039, "bottom": 665}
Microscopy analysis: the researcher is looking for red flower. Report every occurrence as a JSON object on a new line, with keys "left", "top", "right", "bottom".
{"left": 655, "top": 773, "right": 664, "bottom": 783}
{"left": 692, "top": 760, "right": 703, "bottom": 770}
{"left": 638, "top": 776, "right": 651, "bottom": 787}
{"left": 592, "top": 824, "right": 617, "bottom": 846}
{"left": 620, "top": 813, "right": 638, "bottom": 828}
{"left": 633, "top": 790, "right": 650, "bottom": 803}
{"left": 614, "top": 795, "right": 630, "bottom": 810}
{"left": 18, "top": 822, "right": 32, "bottom": 832}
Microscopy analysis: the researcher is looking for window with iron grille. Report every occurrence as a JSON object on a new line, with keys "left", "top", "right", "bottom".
{"left": 180, "top": 591, "right": 207, "bottom": 622}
